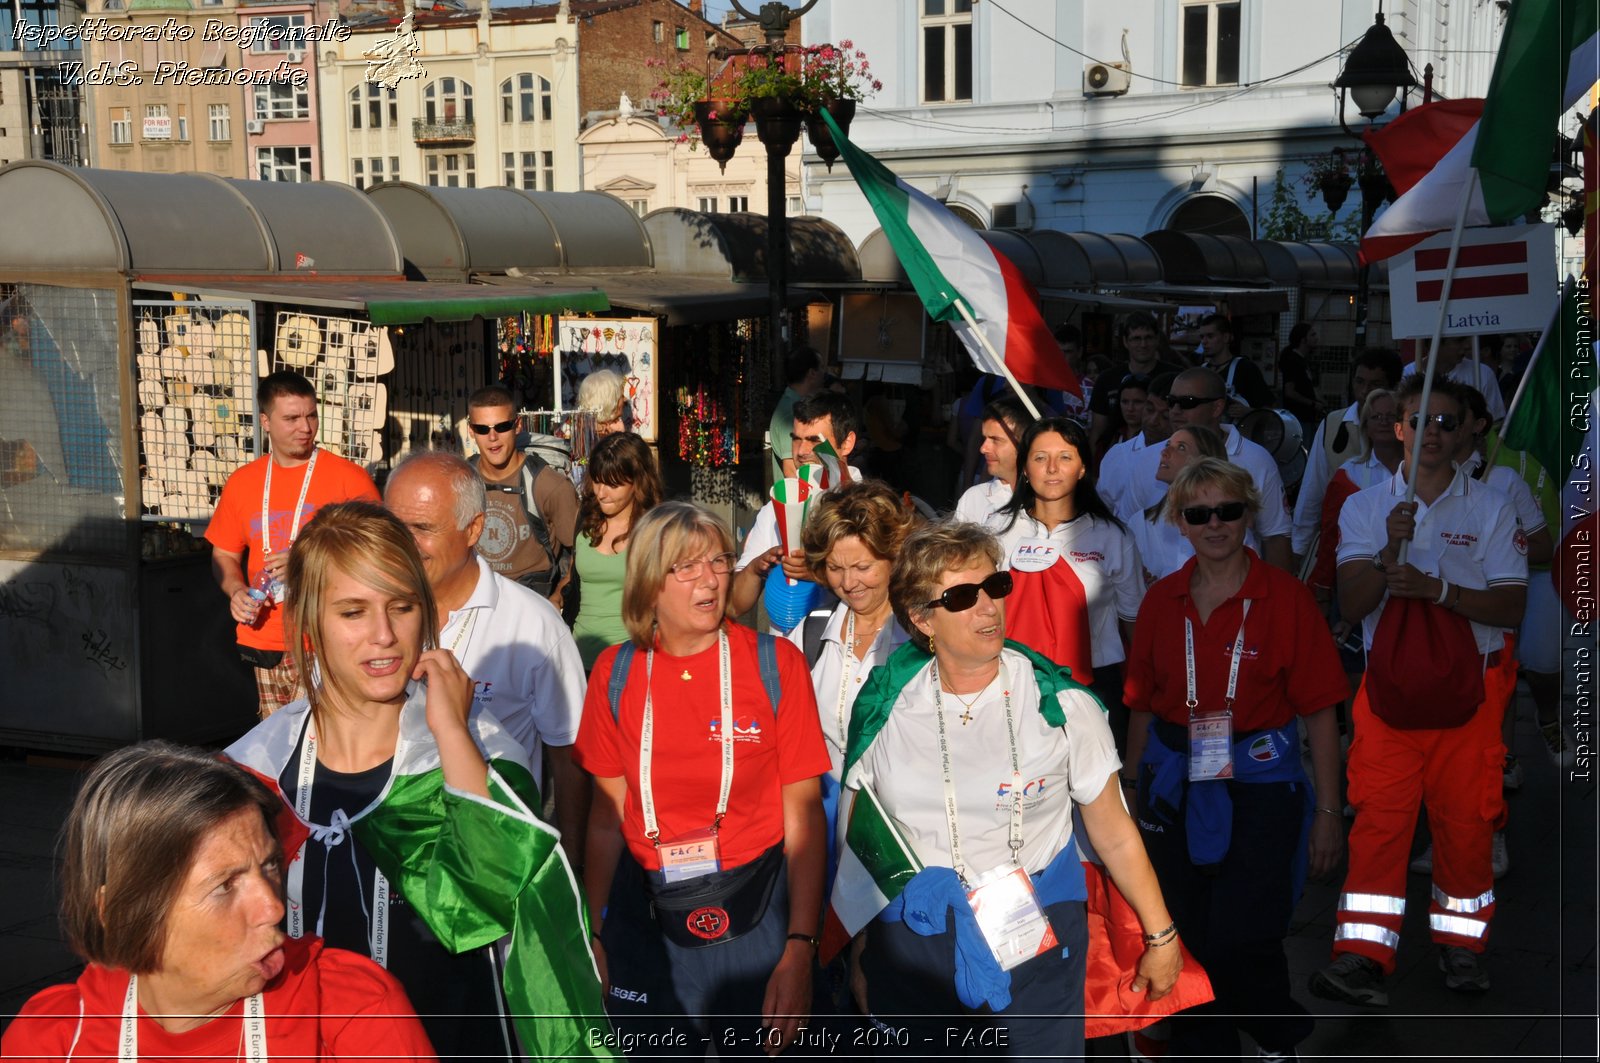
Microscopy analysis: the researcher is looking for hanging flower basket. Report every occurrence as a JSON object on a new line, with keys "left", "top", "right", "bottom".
{"left": 1319, "top": 171, "right": 1354, "bottom": 213}
{"left": 748, "top": 95, "right": 804, "bottom": 151}
{"left": 804, "top": 98, "right": 856, "bottom": 171}
{"left": 694, "top": 100, "right": 746, "bottom": 173}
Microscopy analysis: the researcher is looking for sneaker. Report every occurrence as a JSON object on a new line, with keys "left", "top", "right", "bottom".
{"left": 1410, "top": 843, "right": 1433, "bottom": 874}
{"left": 1492, "top": 830, "right": 1510, "bottom": 879}
{"left": 1542, "top": 720, "right": 1577, "bottom": 769}
{"left": 1439, "top": 945, "right": 1490, "bottom": 993}
{"left": 1310, "top": 952, "right": 1389, "bottom": 1006}
{"left": 1502, "top": 753, "right": 1524, "bottom": 792}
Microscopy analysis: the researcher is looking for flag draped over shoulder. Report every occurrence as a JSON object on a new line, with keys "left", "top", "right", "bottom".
{"left": 227, "top": 696, "right": 617, "bottom": 1061}
{"left": 820, "top": 109, "right": 1082, "bottom": 404}
{"left": 1361, "top": 0, "right": 1599, "bottom": 263}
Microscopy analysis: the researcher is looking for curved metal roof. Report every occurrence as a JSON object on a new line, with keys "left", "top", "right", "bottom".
{"left": 1143, "top": 230, "right": 1274, "bottom": 285}
{"left": 0, "top": 161, "right": 402, "bottom": 276}
{"left": 858, "top": 227, "right": 1161, "bottom": 288}
{"left": 513, "top": 190, "right": 653, "bottom": 270}
{"left": 1252, "top": 240, "right": 1360, "bottom": 286}
{"left": 979, "top": 230, "right": 1045, "bottom": 287}
{"left": 641, "top": 210, "right": 860, "bottom": 283}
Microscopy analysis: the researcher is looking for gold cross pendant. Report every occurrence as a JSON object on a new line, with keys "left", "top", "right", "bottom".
{"left": 959, "top": 709, "right": 975, "bottom": 726}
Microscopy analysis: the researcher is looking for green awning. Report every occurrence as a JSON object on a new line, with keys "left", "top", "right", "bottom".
{"left": 364, "top": 288, "right": 610, "bottom": 324}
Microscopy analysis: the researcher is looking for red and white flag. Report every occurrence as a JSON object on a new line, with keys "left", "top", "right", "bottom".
{"left": 1360, "top": 99, "right": 1486, "bottom": 265}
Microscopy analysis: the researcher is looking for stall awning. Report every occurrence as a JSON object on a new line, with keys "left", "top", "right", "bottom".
{"left": 1039, "top": 289, "right": 1173, "bottom": 313}
{"left": 1122, "top": 284, "right": 1290, "bottom": 316}
{"left": 140, "top": 280, "right": 610, "bottom": 323}
{"left": 479, "top": 272, "right": 820, "bottom": 326}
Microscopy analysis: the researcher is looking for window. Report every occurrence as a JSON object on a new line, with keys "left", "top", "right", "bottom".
{"left": 675, "top": 25, "right": 689, "bottom": 50}
{"left": 541, "top": 150, "right": 554, "bottom": 191}
{"left": 248, "top": 15, "right": 308, "bottom": 53}
{"left": 652, "top": 20, "right": 663, "bottom": 43}
{"left": 208, "top": 103, "right": 230, "bottom": 141}
{"left": 727, "top": 195, "right": 749, "bottom": 212}
{"left": 503, "top": 151, "right": 537, "bottom": 189}
{"left": 175, "top": 112, "right": 189, "bottom": 141}
{"left": 143, "top": 103, "right": 170, "bottom": 140}
{"left": 698, "top": 196, "right": 718, "bottom": 213}
{"left": 253, "top": 80, "right": 310, "bottom": 120}
{"left": 424, "top": 78, "right": 474, "bottom": 123}
{"left": 257, "top": 145, "right": 313, "bottom": 182}
{"left": 425, "top": 151, "right": 476, "bottom": 188}
{"left": 539, "top": 76, "right": 553, "bottom": 122}
{"left": 629, "top": 198, "right": 649, "bottom": 217}
{"left": 788, "top": 195, "right": 804, "bottom": 215}
{"left": 1180, "top": 1, "right": 1241, "bottom": 87}
{"left": 502, "top": 73, "right": 543, "bottom": 123}
{"left": 349, "top": 83, "right": 396, "bottom": 129}
{"left": 352, "top": 156, "right": 391, "bottom": 190}
{"left": 921, "top": 0, "right": 973, "bottom": 103}
{"left": 110, "top": 107, "right": 132, "bottom": 144}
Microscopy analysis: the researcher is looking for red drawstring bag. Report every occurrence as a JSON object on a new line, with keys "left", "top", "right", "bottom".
{"left": 1364, "top": 596, "right": 1484, "bottom": 729}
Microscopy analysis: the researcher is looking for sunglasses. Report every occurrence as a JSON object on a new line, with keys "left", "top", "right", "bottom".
{"left": 1169, "top": 393, "right": 1223, "bottom": 410}
{"left": 925, "top": 571, "right": 1013, "bottom": 612}
{"left": 1181, "top": 501, "right": 1248, "bottom": 526}
{"left": 1406, "top": 412, "right": 1460, "bottom": 432}
{"left": 469, "top": 418, "right": 517, "bottom": 435}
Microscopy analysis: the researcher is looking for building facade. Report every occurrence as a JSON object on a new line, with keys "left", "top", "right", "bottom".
{"left": 237, "top": 0, "right": 334, "bottom": 180}
{"left": 1, "top": 0, "right": 89, "bottom": 167}
{"left": 579, "top": 109, "right": 797, "bottom": 216}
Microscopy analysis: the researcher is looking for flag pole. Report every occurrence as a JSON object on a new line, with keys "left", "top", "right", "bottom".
{"left": 1483, "top": 275, "right": 1570, "bottom": 470}
{"left": 952, "top": 297, "right": 1043, "bottom": 422}
{"left": 1399, "top": 170, "right": 1479, "bottom": 565}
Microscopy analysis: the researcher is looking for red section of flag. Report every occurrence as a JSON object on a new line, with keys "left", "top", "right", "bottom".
{"left": 1415, "top": 273, "right": 1530, "bottom": 301}
{"left": 1413, "top": 241, "right": 1528, "bottom": 271}
{"left": 1364, "top": 98, "right": 1485, "bottom": 195}
{"left": 994, "top": 249, "right": 1083, "bottom": 400}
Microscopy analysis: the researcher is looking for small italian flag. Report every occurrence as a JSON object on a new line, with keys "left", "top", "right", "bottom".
{"left": 820, "top": 784, "right": 922, "bottom": 963}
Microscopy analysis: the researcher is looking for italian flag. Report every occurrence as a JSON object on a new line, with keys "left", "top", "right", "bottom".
{"left": 821, "top": 109, "right": 1083, "bottom": 405}
{"left": 820, "top": 784, "right": 922, "bottom": 963}
{"left": 1362, "top": 0, "right": 1599, "bottom": 263}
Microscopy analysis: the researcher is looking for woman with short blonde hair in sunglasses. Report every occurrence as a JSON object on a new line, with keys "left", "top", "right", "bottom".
{"left": 837, "top": 521, "right": 1186, "bottom": 1057}
{"left": 1122, "top": 458, "right": 1347, "bottom": 1059}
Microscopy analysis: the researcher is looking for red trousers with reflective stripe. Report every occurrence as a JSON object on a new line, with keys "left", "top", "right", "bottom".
{"left": 1335, "top": 641, "right": 1518, "bottom": 971}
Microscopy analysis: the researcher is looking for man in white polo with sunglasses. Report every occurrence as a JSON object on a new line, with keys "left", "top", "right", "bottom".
{"left": 466, "top": 385, "right": 579, "bottom": 608}
{"left": 1114, "top": 367, "right": 1293, "bottom": 570}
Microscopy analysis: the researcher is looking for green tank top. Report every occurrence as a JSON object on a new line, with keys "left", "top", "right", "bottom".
{"left": 573, "top": 536, "right": 630, "bottom": 670}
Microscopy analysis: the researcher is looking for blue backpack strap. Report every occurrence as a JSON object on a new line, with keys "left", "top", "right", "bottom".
{"left": 756, "top": 631, "right": 781, "bottom": 715}
{"left": 607, "top": 642, "right": 637, "bottom": 722}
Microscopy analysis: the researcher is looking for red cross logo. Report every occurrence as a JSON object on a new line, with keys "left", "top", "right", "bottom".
{"left": 687, "top": 906, "right": 729, "bottom": 940}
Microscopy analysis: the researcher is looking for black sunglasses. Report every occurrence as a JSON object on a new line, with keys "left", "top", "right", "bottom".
{"left": 1169, "top": 393, "right": 1224, "bottom": 410}
{"left": 1181, "top": 501, "right": 1248, "bottom": 526}
{"left": 469, "top": 418, "right": 517, "bottom": 435}
{"left": 926, "top": 571, "right": 1013, "bottom": 612}
{"left": 1406, "top": 412, "right": 1460, "bottom": 432}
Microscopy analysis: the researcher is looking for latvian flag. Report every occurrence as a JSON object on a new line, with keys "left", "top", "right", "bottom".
{"left": 820, "top": 784, "right": 923, "bottom": 963}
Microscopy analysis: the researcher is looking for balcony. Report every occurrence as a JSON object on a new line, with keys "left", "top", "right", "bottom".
{"left": 413, "top": 117, "right": 475, "bottom": 145}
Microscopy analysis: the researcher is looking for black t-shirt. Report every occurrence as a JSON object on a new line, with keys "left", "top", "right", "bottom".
{"left": 281, "top": 738, "right": 511, "bottom": 1062}
{"left": 1278, "top": 347, "right": 1318, "bottom": 421}
{"left": 1209, "top": 355, "right": 1274, "bottom": 411}
{"left": 1088, "top": 358, "right": 1187, "bottom": 416}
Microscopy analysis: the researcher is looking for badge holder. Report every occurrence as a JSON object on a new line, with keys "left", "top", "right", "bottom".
{"left": 1187, "top": 710, "right": 1234, "bottom": 781}
{"left": 966, "top": 865, "right": 1059, "bottom": 971}
{"left": 657, "top": 825, "right": 722, "bottom": 883}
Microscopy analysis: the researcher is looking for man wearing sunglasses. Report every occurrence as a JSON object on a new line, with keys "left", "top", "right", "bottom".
{"left": 466, "top": 385, "right": 580, "bottom": 608}
{"left": 1114, "top": 368, "right": 1293, "bottom": 571}
{"left": 1314, "top": 375, "right": 1526, "bottom": 1005}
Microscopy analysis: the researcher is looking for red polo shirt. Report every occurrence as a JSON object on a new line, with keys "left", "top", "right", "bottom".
{"left": 1124, "top": 551, "right": 1349, "bottom": 731}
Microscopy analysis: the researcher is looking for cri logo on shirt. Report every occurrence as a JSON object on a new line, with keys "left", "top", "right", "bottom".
{"left": 708, "top": 717, "right": 763, "bottom": 743}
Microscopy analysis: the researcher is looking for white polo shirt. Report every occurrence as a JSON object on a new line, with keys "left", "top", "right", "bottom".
{"left": 852, "top": 649, "right": 1120, "bottom": 876}
{"left": 988, "top": 510, "right": 1143, "bottom": 667}
{"left": 1402, "top": 359, "right": 1507, "bottom": 421}
{"left": 1337, "top": 468, "right": 1528, "bottom": 654}
{"left": 1461, "top": 453, "right": 1548, "bottom": 537}
{"left": 953, "top": 477, "right": 1013, "bottom": 525}
{"left": 1293, "top": 402, "right": 1364, "bottom": 556}
{"left": 1097, "top": 431, "right": 1156, "bottom": 518}
{"left": 441, "top": 555, "right": 585, "bottom": 786}
{"left": 736, "top": 465, "right": 866, "bottom": 571}
{"left": 1116, "top": 425, "right": 1292, "bottom": 540}
{"left": 782, "top": 603, "right": 911, "bottom": 778}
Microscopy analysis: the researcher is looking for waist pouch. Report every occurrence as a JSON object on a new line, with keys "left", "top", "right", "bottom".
{"left": 646, "top": 843, "right": 783, "bottom": 949}
{"left": 237, "top": 645, "right": 285, "bottom": 669}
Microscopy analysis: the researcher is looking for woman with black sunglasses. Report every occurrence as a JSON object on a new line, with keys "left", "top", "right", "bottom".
{"left": 1122, "top": 458, "right": 1347, "bottom": 1060}
{"left": 835, "top": 521, "right": 1189, "bottom": 1058}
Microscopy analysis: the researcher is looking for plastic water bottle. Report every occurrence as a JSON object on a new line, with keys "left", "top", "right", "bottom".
{"left": 248, "top": 567, "right": 279, "bottom": 604}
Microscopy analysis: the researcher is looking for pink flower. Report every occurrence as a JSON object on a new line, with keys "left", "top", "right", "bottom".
{"left": 839, "top": 38, "right": 853, "bottom": 49}
{"left": 872, "top": 79, "right": 883, "bottom": 92}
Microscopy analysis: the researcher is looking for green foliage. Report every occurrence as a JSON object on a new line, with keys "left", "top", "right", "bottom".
{"left": 1260, "top": 167, "right": 1359, "bottom": 243}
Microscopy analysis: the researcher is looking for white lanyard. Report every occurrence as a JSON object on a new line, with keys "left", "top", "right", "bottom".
{"left": 445, "top": 608, "right": 479, "bottom": 661}
{"left": 284, "top": 714, "right": 391, "bottom": 966}
{"left": 931, "top": 660, "right": 1019, "bottom": 887}
{"left": 834, "top": 612, "right": 858, "bottom": 749}
{"left": 121, "top": 976, "right": 266, "bottom": 1063}
{"left": 1184, "top": 600, "right": 1252, "bottom": 714}
{"left": 640, "top": 628, "right": 733, "bottom": 841}
{"left": 261, "top": 449, "right": 319, "bottom": 556}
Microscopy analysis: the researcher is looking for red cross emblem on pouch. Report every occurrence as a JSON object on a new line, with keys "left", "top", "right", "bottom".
{"left": 687, "top": 906, "right": 730, "bottom": 940}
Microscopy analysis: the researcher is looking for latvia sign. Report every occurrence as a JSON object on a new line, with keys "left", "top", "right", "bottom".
{"left": 1389, "top": 222, "right": 1558, "bottom": 339}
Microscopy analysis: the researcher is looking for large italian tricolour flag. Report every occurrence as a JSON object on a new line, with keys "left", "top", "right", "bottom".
{"left": 820, "top": 784, "right": 922, "bottom": 963}
{"left": 821, "top": 109, "right": 1082, "bottom": 405}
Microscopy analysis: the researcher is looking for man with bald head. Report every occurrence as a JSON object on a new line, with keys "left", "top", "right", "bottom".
{"left": 385, "top": 450, "right": 588, "bottom": 865}
{"left": 1114, "top": 367, "right": 1294, "bottom": 570}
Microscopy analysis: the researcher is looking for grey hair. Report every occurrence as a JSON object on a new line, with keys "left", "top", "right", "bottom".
{"left": 577, "top": 370, "right": 624, "bottom": 418}
{"left": 386, "top": 449, "right": 486, "bottom": 530}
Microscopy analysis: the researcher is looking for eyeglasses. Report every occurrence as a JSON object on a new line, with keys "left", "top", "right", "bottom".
{"left": 668, "top": 552, "right": 736, "bottom": 582}
{"left": 925, "top": 571, "right": 1013, "bottom": 612}
{"left": 1181, "top": 501, "right": 1248, "bottom": 526}
{"left": 469, "top": 418, "right": 517, "bottom": 435}
{"left": 1406, "top": 412, "right": 1460, "bottom": 432}
{"left": 1169, "top": 393, "right": 1223, "bottom": 410}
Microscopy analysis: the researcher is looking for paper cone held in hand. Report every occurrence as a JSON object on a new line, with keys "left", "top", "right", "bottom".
{"left": 809, "top": 440, "right": 843, "bottom": 487}
{"left": 770, "top": 477, "right": 812, "bottom": 560}
{"left": 797, "top": 462, "right": 830, "bottom": 493}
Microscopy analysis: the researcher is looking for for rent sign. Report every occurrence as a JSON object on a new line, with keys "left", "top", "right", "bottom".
{"left": 1389, "top": 221, "right": 1558, "bottom": 338}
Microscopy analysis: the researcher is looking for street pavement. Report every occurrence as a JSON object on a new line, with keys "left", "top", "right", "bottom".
{"left": 0, "top": 686, "right": 1594, "bottom": 1059}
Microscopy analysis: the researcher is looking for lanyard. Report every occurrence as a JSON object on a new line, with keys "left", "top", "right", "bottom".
{"left": 260, "top": 449, "right": 319, "bottom": 556}
{"left": 121, "top": 977, "right": 266, "bottom": 1063}
{"left": 444, "top": 608, "right": 479, "bottom": 661}
{"left": 931, "top": 659, "right": 1018, "bottom": 887}
{"left": 834, "top": 611, "right": 857, "bottom": 749}
{"left": 1184, "top": 600, "right": 1252, "bottom": 714}
{"left": 640, "top": 628, "right": 733, "bottom": 841}
{"left": 284, "top": 714, "right": 391, "bottom": 967}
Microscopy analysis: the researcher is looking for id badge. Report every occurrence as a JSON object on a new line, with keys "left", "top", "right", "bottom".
{"left": 658, "top": 827, "right": 721, "bottom": 883}
{"left": 1010, "top": 538, "right": 1060, "bottom": 573}
{"left": 965, "top": 865, "right": 1059, "bottom": 971}
{"left": 1188, "top": 713, "right": 1234, "bottom": 781}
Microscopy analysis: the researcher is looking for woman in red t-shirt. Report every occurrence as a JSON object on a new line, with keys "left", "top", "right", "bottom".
{"left": 576, "top": 501, "right": 830, "bottom": 1056}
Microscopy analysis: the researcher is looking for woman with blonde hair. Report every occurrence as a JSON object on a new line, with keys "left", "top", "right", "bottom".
{"left": 575, "top": 501, "right": 830, "bottom": 1055}
{"left": 225, "top": 500, "right": 610, "bottom": 1062}
{"left": 572, "top": 431, "right": 664, "bottom": 669}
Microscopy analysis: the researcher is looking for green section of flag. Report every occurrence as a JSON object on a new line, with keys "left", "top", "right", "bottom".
{"left": 1472, "top": 0, "right": 1599, "bottom": 221}
{"left": 1503, "top": 279, "right": 1597, "bottom": 481}
{"left": 846, "top": 784, "right": 922, "bottom": 899}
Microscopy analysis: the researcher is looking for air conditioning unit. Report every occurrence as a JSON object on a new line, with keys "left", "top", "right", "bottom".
{"left": 287, "top": 49, "right": 304, "bottom": 62}
{"left": 1084, "top": 62, "right": 1131, "bottom": 97}
{"left": 246, "top": 119, "right": 266, "bottom": 134}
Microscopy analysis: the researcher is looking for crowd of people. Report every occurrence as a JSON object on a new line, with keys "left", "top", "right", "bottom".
{"left": 0, "top": 311, "right": 1567, "bottom": 1062}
